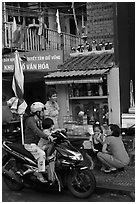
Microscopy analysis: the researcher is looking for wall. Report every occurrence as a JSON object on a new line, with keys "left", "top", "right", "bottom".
{"left": 2, "top": 80, "right": 13, "bottom": 101}
{"left": 117, "top": 3, "right": 135, "bottom": 113}
{"left": 86, "top": 2, "right": 114, "bottom": 44}
{"left": 48, "top": 8, "right": 56, "bottom": 30}
{"left": 107, "top": 67, "right": 120, "bottom": 126}
{"left": 86, "top": 2, "right": 135, "bottom": 120}
{"left": 56, "top": 84, "right": 69, "bottom": 128}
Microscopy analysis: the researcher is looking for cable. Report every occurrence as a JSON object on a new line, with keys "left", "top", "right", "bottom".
{"left": 4, "top": 3, "right": 87, "bottom": 15}
{"left": 3, "top": 6, "right": 87, "bottom": 18}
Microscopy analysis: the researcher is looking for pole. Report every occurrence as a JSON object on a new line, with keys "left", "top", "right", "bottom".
{"left": 113, "top": 2, "right": 119, "bottom": 66}
{"left": 3, "top": 2, "right": 7, "bottom": 47}
{"left": 20, "top": 114, "right": 24, "bottom": 144}
{"left": 72, "top": 2, "right": 79, "bottom": 36}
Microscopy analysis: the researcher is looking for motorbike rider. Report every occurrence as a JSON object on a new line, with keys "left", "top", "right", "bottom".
{"left": 24, "top": 102, "right": 50, "bottom": 183}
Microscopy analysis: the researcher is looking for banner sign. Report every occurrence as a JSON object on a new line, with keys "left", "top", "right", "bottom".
{"left": 2, "top": 50, "right": 63, "bottom": 73}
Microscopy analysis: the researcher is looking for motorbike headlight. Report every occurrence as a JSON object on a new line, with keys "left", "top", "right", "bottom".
{"left": 70, "top": 153, "right": 83, "bottom": 161}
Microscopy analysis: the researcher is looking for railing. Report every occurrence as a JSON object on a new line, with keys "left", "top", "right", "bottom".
{"left": 3, "top": 22, "right": 84, "bottom": 59}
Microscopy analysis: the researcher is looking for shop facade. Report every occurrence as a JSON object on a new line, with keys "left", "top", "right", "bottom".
{"left": 2, "top": 50, "right": 63, "bottom": 108}
{"left": 44, "top": 50, "right": 120, "bottom": 136}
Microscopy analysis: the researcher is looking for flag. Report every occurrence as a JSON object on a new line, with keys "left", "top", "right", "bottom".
{"left": 18, "top": 18, "right": 26, "bottom": 45}
{"left": 9, "top": 50, "right": 27, "bottom": 144}
{"left": 12, "top": 50, "right": 27, "bottom": 115}
{"left": 12, "top": 50, "right": 24, "bottom": 98}
{"left": 12, "top": 17, "right": 21, "bottom": 47}
{"left": 56, "top": 9, "right": 61, "bottom": 34}
{"left": 38, "top": 13, "right": 44, "bottom": 36}
{"left": 12, "top": 17, "right": 17, "bottom": 42}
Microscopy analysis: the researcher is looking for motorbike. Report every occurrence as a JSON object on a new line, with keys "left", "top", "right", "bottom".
{"left": 2, "top": 129, "right": 96, "bottom": 198}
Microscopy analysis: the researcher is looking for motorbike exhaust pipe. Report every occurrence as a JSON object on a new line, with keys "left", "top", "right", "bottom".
{"left": 2, "top": 167, "right": 21, "bottom": 183}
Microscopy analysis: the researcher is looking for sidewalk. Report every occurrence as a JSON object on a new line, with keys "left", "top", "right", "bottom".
{"left": 78, "top": 135, "right": 135, "bottom": 194}
{"left": 93, "top": 166, "right": 135, "bottom": 193}
{"left": 81, "top": 151, "right": 135, "bottom": 196}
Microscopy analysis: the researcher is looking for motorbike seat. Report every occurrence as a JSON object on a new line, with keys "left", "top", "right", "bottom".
{"left": 4, "top": 141, "right": 36, "bottom": 162}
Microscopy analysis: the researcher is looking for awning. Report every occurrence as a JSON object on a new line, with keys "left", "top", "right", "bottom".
{"left": 44, "top": 69, "right": 109, "bottom": 79}
{"left": 45, "top": 77, "right": 103, "bottom": 85}
{"left": 44, "top": 52, "right": 113, "bottom": 85}
{"left": 44, "top": 68, "right": 109, "bottom": 84}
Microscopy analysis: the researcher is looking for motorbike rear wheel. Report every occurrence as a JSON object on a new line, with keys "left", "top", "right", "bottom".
{"left": 3, "top": 157, "right": 24, "bottom": 191}
{"left": 67, "top": 169, "right": 96, "bottom": 198}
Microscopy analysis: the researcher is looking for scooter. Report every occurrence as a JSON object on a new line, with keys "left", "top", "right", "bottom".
{"left": 2, "top": 130, "right": 96, "bottom": 198}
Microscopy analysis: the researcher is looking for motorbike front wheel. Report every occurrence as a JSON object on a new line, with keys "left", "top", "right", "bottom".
{"left": 67, "top": 169, "right": 96, "bottom": 198}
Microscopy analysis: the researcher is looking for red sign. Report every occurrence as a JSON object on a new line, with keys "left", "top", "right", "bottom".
{"left": 2, "top": 50, "right": 63, "bottom": 72}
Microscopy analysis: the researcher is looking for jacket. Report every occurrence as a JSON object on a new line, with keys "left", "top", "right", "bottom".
{"left": 24, "top": 116, "right": 47, "bottom": 145}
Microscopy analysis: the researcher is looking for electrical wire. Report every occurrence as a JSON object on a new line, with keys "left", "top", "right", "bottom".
{"left": 3, "top": 3, "right": 87, "bottom": 18}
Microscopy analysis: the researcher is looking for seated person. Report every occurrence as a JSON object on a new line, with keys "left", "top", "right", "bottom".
{"left": 97, "top": 124, "right": 130, "bottom": 173}
{"left": 90, "top": 123, "right": 105, "bottom": 153}
{"left": 38, "top": 118, "right": 55, "bottom": 161}
{"left": 85, "top": 123, "right": 105, "bottom": 169}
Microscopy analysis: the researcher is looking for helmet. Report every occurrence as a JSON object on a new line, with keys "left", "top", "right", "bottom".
{"left": 30, "top": 102, "right": 44, "bottom": 113}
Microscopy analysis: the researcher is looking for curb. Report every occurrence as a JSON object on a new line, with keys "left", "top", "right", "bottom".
{"left": 95, "top": 185, "right": 135, "bottom": 201}
{"left": 96, "top": 182, "right": 135, "bottom": 193}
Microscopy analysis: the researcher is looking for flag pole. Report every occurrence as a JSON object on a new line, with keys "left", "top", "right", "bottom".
{"left": 20, "top": 114, "right": 24, "bottom": 144}
{"left": 12, "top": 50, "right": 27, "bottom": 145}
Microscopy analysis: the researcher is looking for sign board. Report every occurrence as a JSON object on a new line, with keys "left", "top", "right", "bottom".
{"left": 2, "top": 50, "right": 63, "bottom": 73}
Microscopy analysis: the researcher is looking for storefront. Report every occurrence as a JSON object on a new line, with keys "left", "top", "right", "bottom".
{"left": 44, "top": 51, "right": 121, "bottom": 136}
{"left": 2, "top": 50, "right": 63, "bottom": 106}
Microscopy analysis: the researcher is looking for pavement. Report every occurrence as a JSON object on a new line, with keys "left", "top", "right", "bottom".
{"left": 80, "top": 152, "right": 135, "bottom": 201}
{"left": 93, "top": 166, "right": 135, "bottom": 192}
{"left": 81, "top": 147, "right": 135, "bottom": 198}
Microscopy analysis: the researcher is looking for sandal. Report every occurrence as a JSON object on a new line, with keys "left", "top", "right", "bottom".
{"left": 36, "top": 172, "right": 48, "bottom": 183}
{"left": 103, "top": 167, "right": 117, "bottom": 173}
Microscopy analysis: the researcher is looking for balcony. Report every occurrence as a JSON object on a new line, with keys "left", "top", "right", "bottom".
{"left": 2, "top": 22, "right": 84, "bottom": 60}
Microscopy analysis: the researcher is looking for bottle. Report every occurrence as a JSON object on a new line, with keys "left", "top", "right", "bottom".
{"left": 99, "top": 85, "right": 103, "bottom": 96}
{"left": 75, "top": 89, "right": 79, "bottom": 97}
{"left": 83, "top": 115, "right": 87, "bottom": 125}
{"left": 69, "top": 84, "right": 73, "bottom": 97}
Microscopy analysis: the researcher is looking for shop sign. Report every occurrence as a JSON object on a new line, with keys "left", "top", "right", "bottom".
{"left": 2, "top": 50, "right": 63, "bottom": 72}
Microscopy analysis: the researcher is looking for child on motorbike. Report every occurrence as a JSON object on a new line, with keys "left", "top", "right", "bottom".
{"left": 38, "top": 118, "right": 56, "bottom": 182}
{"left": 38, "top": 118, "right": 55, "bottom": 161}
{"left": 24, "top": 102, "right": 49, "bottom": 183}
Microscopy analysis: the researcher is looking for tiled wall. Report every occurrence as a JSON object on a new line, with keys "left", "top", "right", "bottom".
{"left": 87, "top": 2, "right": 114, "bottom": 44}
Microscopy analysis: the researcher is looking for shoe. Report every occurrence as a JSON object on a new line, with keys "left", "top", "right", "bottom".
{"left": 100, "top": 166, "right": 106, "bottom": 172}
{"left": 103, "top": 167, "right": 117, "bottom": 173}
{"left": 48, "top": 155, "right": 55, "bottom": 161}
{"left": 36, "top": 172, "right": 48, "bottom": 183}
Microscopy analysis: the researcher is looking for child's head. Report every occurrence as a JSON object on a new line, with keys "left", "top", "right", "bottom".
{"left": 93, "top": 124, "right": 102, "bottom": 134}
{"left": 42, "top": 118, "right": 54, "bottom": 130}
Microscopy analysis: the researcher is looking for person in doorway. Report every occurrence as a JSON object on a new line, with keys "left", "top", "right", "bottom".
{"left": 44, "top": 88, "right": 60, "bottom": 129}
{"left": 97, "top": 124, "right": 130, "bottom": 173}
{"left": 24, "top": 102, "right": 49, "bottom": 183}
{"left": 38, "top": 118, "right": 55, "bottom": 161}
